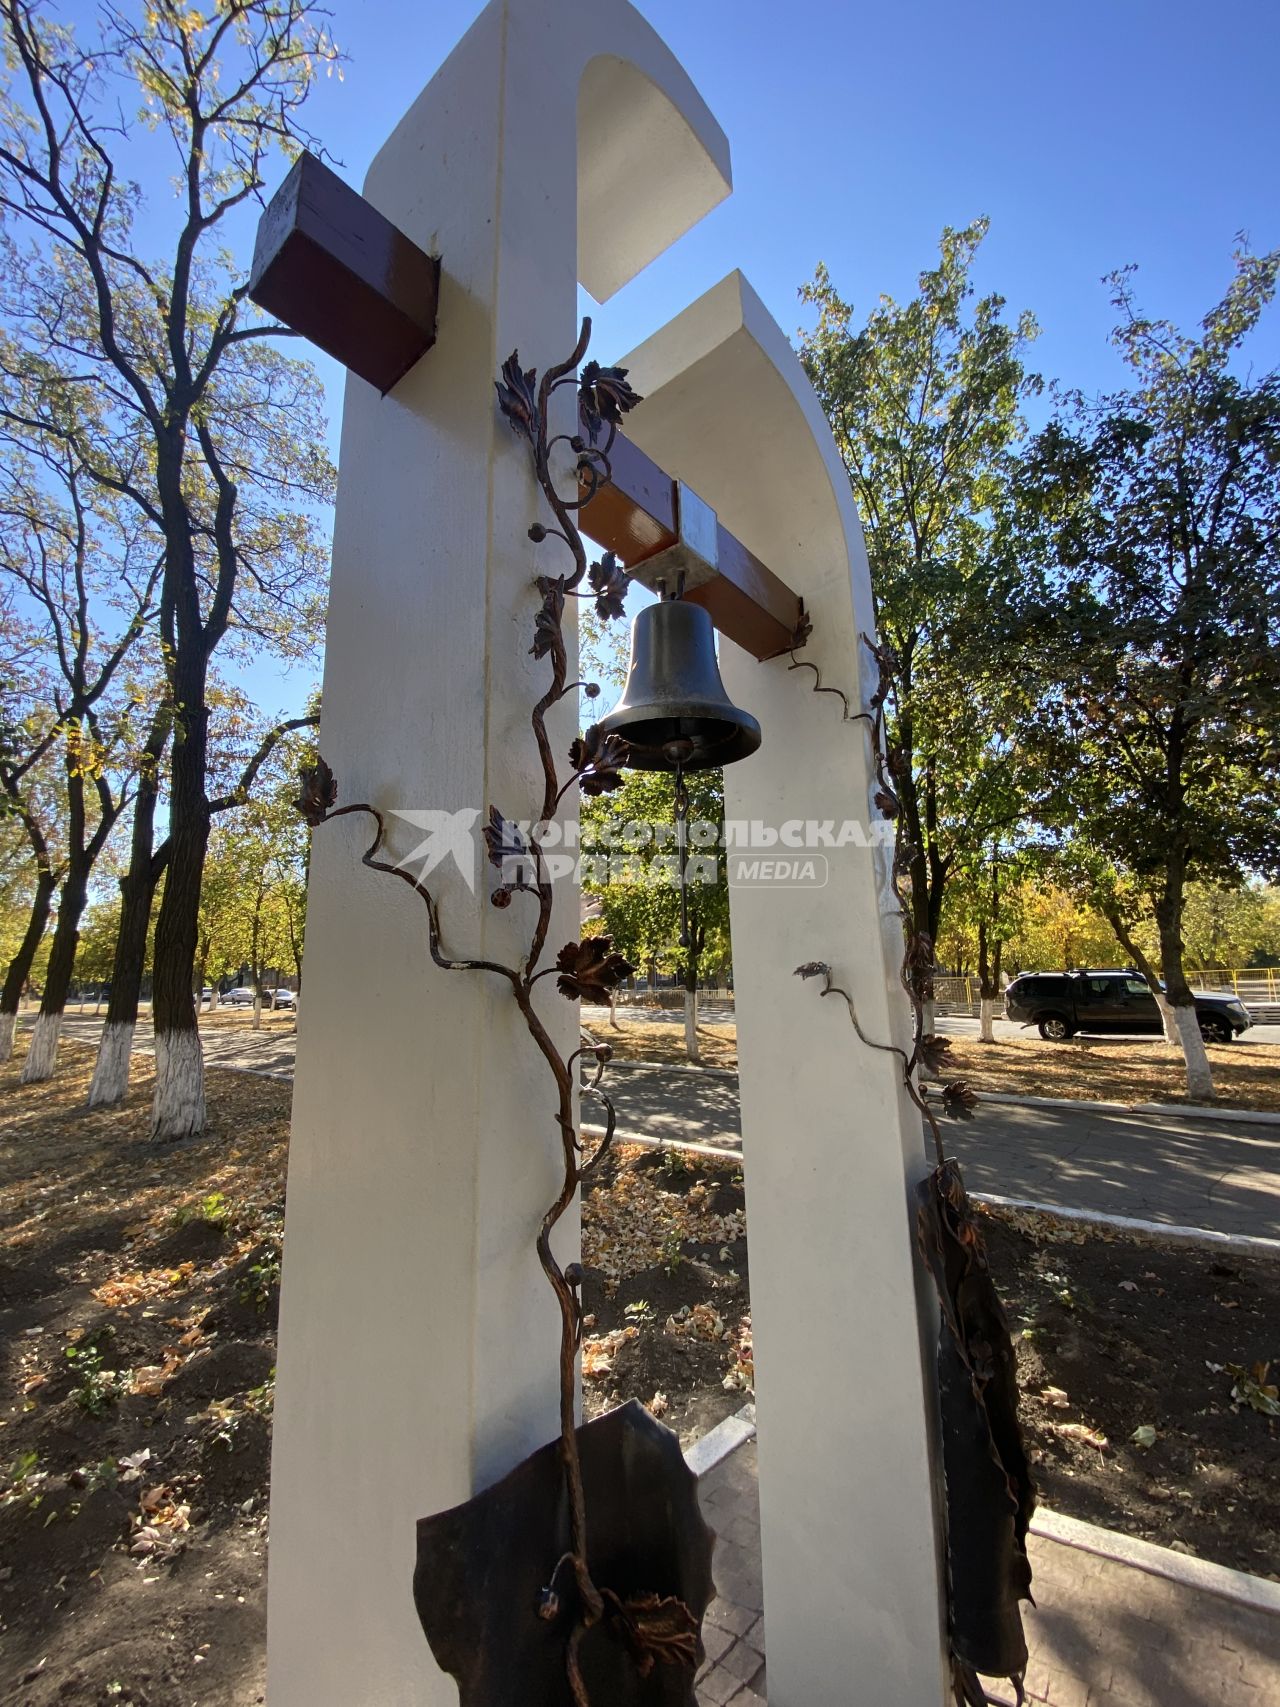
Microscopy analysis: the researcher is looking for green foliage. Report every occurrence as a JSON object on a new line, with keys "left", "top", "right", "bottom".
{"left": 64, "top": 1328, "right": 121, "bottom": 1416}
{"left": 799, "top": 222, "right": 1043, "bottom": 950}
{"left": 237, "top": 1244, "right": 281, "bottom": 1314}
{"left": 1017, "top": 245, "right": 1280, "bottom": 1087}
{"left": 174, "top": 1190, "right": 231, "bottom": 1230}
{"left": 580, "top": 766, "right": 730, "bottom": 985}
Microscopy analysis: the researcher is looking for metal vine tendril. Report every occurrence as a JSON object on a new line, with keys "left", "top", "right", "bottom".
{"left": 789, "top": 633, "right": 1024, "bottom": 1707}
{"left": 786, "top": 632, "right": 980, "bottom": 1169}
{"left": 295, "top": 320, "right": 699, "bottom": 1706}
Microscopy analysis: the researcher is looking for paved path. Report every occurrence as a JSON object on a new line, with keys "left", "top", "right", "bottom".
{"left": 597, "top": 1061, "right": 1280, "bottom": 1240}
{"left": 696, "top": 1440, "right": 1280, "bottom": 1707}
{"left": 41, "top": 1013, "right": 1280, "bottom": 1238}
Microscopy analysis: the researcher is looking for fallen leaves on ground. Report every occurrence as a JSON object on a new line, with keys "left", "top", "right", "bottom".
{"left": 945, "top": 1035, "right": 1280, "bottom": 1113}
{"left": 582, "top": 1145, "right": 745, "bottom": 1293}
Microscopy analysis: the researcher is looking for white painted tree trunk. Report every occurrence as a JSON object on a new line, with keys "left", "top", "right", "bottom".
{"left": 88, "top": 1021, "right": 135, "bottom": 1108}
{"left": 683, "top": 985, "right": 700, "bottom": 1063}
{"left": 210, "top": 986, "right": 220, "bottom": 1011}
{"left": 1156, "top": 991, "right": 1179, "bottom": 1044}
{"left": 253, "top": 992, "right": 263, "bottom": 1030}
{"left": 0, "top": 1010, "right": 15, "bottom": 1064}
{"left": 20, "top": 1012, "right": 63, "bottom": 1083}
{"left": 151, "top": 1031, "right": 205, "bottom": 1141}
{"left": 1172, "top": 1005, "right": 1215, "bottom": 1101}
{"left": 979, "top": 996, "right": 996, "bottom": 1043}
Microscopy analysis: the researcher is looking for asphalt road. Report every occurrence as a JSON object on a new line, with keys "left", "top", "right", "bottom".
{"left": 34, "top": 1009, "right": 1280, "bottom": 1239}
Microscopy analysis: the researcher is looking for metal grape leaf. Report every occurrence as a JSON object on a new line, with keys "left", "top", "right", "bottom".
{"left": 414, "top": 1401, "right": 715, "bottom": 1706}
{"left": 569, "top": 725, "right": 629, "bottom": 795}
{"left": 917, "top": 1033, "right": 954, "bottom": 1076}
{"left": 939, "top": 1079, "right": 979, "bottom": 1121}
{"left": 588, "top": 551, "right": 630, "bottom": 621}
{"left": 532, "top": 577, "right": 566, "bottom": 660}
{"left": 793, "top": 960, "right": 830, "bottom": 982}
{"left": 496, "top": 351, "right": 538, "bottom": 441}
{"left": 578, "top": 360, "right": 642, "bottom": 443}
{"left": 483, "top": 806, "right": 528, "bottom": 872}
{"left": 916, "top": 1160, "right": 1034, "bottom": 1698}
{"left": 294, "top": 757, "right": 337, "bottom": 824}
{"left": 556, "top": 937, "right": 635, "bottom": 1005}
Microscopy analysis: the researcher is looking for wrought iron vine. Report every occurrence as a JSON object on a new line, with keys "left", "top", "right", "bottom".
{"left": 295, "top": 320, "right": 702, "bottom": 1704}
{"left": 787, "top": 634, "right": 1033, "bottom": 1707}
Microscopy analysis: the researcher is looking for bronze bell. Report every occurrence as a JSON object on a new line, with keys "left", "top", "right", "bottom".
{"left": 597, "top": 598, "right": 761, "bottom": 772}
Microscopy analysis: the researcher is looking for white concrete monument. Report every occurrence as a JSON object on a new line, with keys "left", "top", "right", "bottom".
{"left": 269, "top": 2, "right": 949, "bottom": 1703}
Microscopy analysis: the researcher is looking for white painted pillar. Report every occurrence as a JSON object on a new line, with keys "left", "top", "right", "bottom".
{"left": 267, "top": 5, "right": 731, "bottom": 1704}
{"left": 621, "top": 274, "right": 949, "bottom": 1705}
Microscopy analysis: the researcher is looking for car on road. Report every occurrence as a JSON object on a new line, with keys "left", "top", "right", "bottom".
{"left": 225, "top": 986, "right": 257, "bottom": 1007}
{"left": 270, "top": 987, "right": 297, "bottom": 1009}
{"left": 1005, "top": 970, "right": 1252, "bottom": 1044}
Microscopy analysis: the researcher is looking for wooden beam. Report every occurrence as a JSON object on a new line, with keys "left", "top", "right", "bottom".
{"left": 580, "top": 424, "right": 802, "bottom": 661}
{"left": 247, "top": 159, "right": 803, "bottom": 659}
{"left": 248, "top": 153, "right": 440, "bottom": 396}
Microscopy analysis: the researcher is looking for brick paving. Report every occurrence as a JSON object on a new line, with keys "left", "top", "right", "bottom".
{"left": 695, "top": 1441, "right": 1280, "bottom": 1707}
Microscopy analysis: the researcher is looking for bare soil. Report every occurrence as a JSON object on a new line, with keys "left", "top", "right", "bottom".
{"left": 1, "top": 1041, "right": 1276, "bottom": 1707}
{"left": 581, "top": 1147, "right": 1280, "bottom": 1581}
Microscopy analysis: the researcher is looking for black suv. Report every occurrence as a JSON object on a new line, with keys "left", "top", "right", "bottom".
{"left": 1005, "top": 970, "right": 1252, "bottom": 1044}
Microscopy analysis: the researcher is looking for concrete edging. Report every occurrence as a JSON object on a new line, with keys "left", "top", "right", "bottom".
{"left": 1032, "top": 1505, "right": 1280, "bottom": 1617}
{"left": 685, "top": 1403, "right": 756, "bottom": 1479}
{"left": 581, "top": 1124, "right": 740, "bottom": 1164}
{"left": 977, "top": 1088, "right": 1280, "bottom": 1127}
{"left": 683, "top": 1415, "right": 1280, "bottom": 1621}
{"left": 973, "top": 1191, "right": 1280, "bottom": 1258}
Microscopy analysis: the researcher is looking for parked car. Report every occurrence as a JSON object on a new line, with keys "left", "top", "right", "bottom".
{"left": 225, "top": 986, "right": 257, "bottom": 1006}
{"left": 270, "top": 987, "right": 297, "bottom": 1009}
{"left": 1005, "top": 970, "right": 1252, "bottom": 1044}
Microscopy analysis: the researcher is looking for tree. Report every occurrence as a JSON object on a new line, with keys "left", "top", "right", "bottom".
{"left": 86, "top": 693, "right": 315, "bottom": 1104}
{"left": 1020, "top": 247, "right": 1280, "bottom": 1098}
{"left": 197, "top": 748, "right": 309, "bottom": 1025}
{"left": 0, "top": 667, "right": 63, "bottom": 1060}
{"left": 0, "top": 0, "right": 336, "bottom": 1134}
{"left": 798, "top": 222, "right": 1041, "bottom": 995}
{"left": 0, "top": 360, "right": 161, "bottom": 1082}
{"left": 582, "top": 766, "right": 728, "bottom": 1062}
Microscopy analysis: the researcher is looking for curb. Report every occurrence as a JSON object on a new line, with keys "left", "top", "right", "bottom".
{"left": 1031, "top": 1505, "right": 1280, "bottom": 1616}
{"left": 585, "top": 1134, "right": 1280, "bottom": 1251}
{"left": 204, "top": 1061, "right": 295, "bottom": 1085}
{"left": 977, "top": 1089, "right": 1280, "bottom": 1128}
{"left": 594, "top": 1057, "right": 738, "bottom": 1078}
{"left": 683, "top": 1416, "right": 1280, "bottom": 1622}
{"left": 685, "top": 1403, "right": 756, "bottom": 1479}
{"left": 581, "top": 1124, "right": 741, "bottom": 1164}
{"left": 973, "top": 1192, "right": 1280, "bottom": 1259}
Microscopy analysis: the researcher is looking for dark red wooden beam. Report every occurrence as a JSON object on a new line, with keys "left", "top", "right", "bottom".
{"left": 249, "top": 156, "right": 803, "bottom": 660}
{"left": 248, "top": 153, "right": 440, "bottom": 396}
{"left": 579, "top": 427, "right": 802, "bottom": 662}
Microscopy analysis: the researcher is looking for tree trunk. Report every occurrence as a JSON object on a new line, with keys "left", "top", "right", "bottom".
{"left": 0, "top": 869, "right": 57, "bottom": 1065}
{"left": 681, "top": 956, "right": 701, "bottom": 1065}
{"left": 1155, "top": 882, "right": 1214, "bottom": 1101}
{"left": 977, "top": 917, "right": 999, "bottom": 1044}
{"left": 88, "top": 867, "right": 160, "bottom": 1107}
{"left": 20, "top": 869, "right": 89, "bottom": 1084}
{"left": 88, "top": 712, "right": 168, "bottom": 1107}
{"left": 1103, "top": 906, "right": 1178, "bottom": 1044}
{"left": 150, "top": 692, "right": 210, "bottom": 1141}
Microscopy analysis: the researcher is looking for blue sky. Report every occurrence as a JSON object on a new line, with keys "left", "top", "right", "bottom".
{"left": 298, "top": 0, "right": 1280, "bottom": 400}
{"left": 55, "top": 0, "right": 1280, "bottom": 718}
